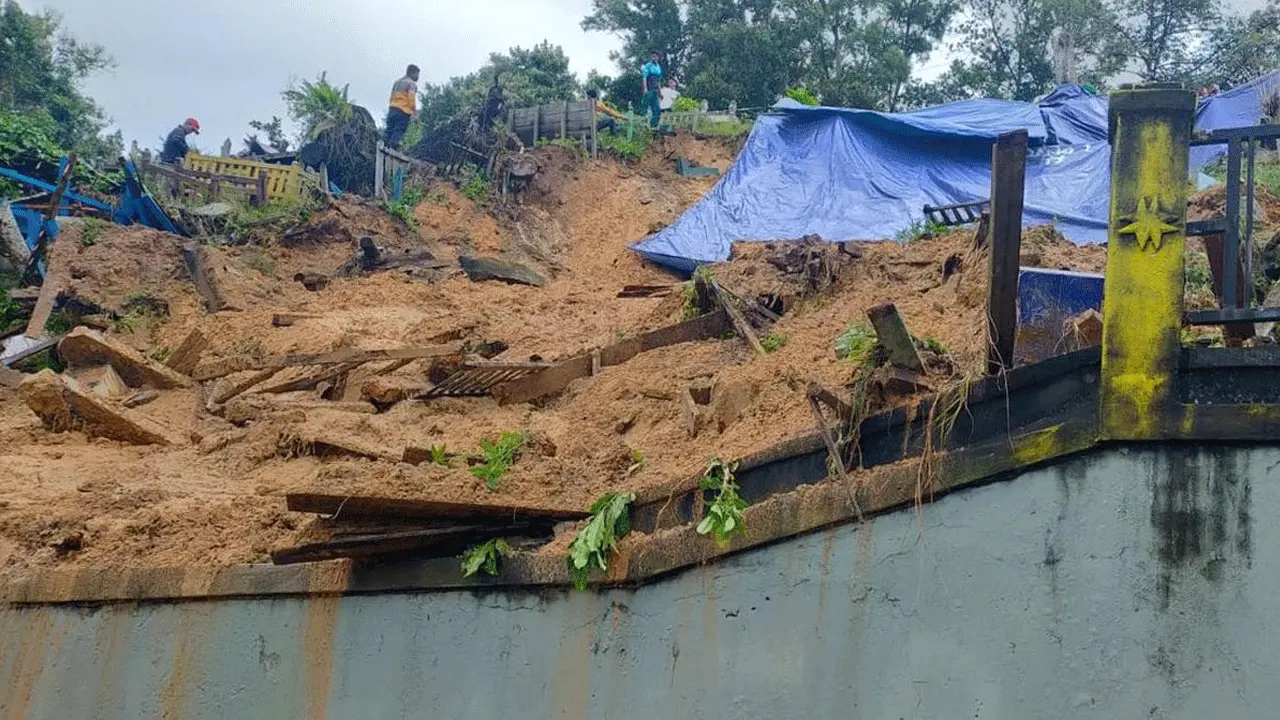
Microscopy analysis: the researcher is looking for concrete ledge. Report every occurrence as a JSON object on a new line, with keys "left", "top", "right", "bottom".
{"left": 2, "top": 418, "right": 1100, "bottom": 605}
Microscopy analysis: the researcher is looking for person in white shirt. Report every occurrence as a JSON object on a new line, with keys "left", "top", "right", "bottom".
{"left": 659, "top": 79, "right": 680, "bottom": 112}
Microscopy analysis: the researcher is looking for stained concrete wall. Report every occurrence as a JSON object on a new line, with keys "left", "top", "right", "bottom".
{"left": 1, "top": 444, "right": 1274, "bottom": 719}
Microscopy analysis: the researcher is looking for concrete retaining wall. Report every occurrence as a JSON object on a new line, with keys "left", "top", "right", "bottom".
{"left": 2, "top": 444, "right": 1276, "bottom": 719}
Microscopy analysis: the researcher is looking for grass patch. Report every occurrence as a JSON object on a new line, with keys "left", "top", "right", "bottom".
{"left": 470, "top": 431, "right": 528, "bottom": 491}
{"left": 80, "top": 217, "right": 107, "bottom": 247}
{"left": 149, "top": 346, "right": 171, "bottom": 363}
{"left": 761, "top": 332, "right": 787, "bottom": 353}
{"left": 914, "top": 335, "right": 948, "bottom": 356}
{"left": 598, "top": 124, "right": 653, "bottom": 162}
{"left": 44, "top": 309, "right": 73, "bottom": 334}
{"left": 461, "top": 538, "right": 512, "bottom": 578}
{"left": 693, "top": 119, "right": 755, "bottom": 139}
{"left": 696, "top": 458, "right": 748, "bottom": 545}
{"left": 894, "top": 219, "right": 949, "bottom": 243}
{"left": 428, "top": 444, "right": 450, "bottom": 467}
{"left": 567, "top": 491, "right": 635, "bottom": 591}
{"left": 458, "top": 166, "right": 492, "bottom": 203}
{"left": 835, "top": 322, "right": 876, "bottom": 362}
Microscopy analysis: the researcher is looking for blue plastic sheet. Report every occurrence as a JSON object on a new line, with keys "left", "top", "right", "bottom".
{"left": 632, "top": 74, "right": 1280, "bottom": 272}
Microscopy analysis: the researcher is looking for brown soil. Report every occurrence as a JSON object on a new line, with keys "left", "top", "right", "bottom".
{"left": 0, "top": 135, "right": 1107, "bottom": 576}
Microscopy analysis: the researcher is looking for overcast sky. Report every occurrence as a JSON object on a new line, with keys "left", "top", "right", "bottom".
{"left": 29, "top": 0, "right": 620, "bottom": 151}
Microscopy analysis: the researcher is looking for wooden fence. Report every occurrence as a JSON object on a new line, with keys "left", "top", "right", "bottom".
{"left": 508, "top": 100, "right": 597, "bottom": 156}
{"left": 374, "top": 142, "right": 434, "bottom": 201}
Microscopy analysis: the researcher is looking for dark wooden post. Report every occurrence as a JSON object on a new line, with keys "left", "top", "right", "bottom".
{"left": 985, "top": 129, "right": 1028, "bottom": 375}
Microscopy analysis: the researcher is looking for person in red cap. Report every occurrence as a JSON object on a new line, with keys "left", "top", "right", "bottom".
{"left": 160, "top": 118, "right": 200, "bottom": 164}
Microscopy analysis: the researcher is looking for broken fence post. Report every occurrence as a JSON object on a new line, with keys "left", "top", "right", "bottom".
{"left": 985, "top": 128, "right": 1028, "bottom": 375}
{"left": 866, "top": 302, "right": 925, "bottom": 374}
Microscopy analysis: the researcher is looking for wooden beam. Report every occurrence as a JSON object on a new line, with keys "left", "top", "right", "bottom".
{"left": 191, "top": 344, "right": 456, "bottom": 382}
{"left": 22, "top": 276, "right": 61, "bottom": 340}
{"left": 866, "top": 303, "right": 925, "bottom": 374}
{"left": 710, "top": 279, "right": 766, "bottom": 356}
{"left": 181, "top": 243, "right": 225, "bottom": 313}
{"left": 270, "top": 524, "right": 544, "bottom": 566}
{"left": 492, "top": 311, "right": 732, "bottom": 405}
{"left": 209, "top": 368, "right": 278, "bottom": 404}
{"left": 255, "top": 362, "right": 364, "bottom": 394}
{"left": 986, "top": 129, "right": 1028, "bottom": 374}
{"left": 807, "top": 394, "right": 863, "bottom": 521}
{"left": 285, "top": 492, "right": 590, "bottom": 523}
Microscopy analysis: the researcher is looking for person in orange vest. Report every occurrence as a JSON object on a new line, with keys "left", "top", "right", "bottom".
{"left": 587, "top": 89, "right": 626, "bottom": 133}
{"left": 386, "top": 64, "right": 420, "bottom": 148}
{"left": 160, "top": 118, "right": 200, "bottom": 164}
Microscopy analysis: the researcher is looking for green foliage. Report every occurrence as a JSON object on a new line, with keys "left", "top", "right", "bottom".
{"left": 597, "top": 122, "right": 653, "bottom": 161}
{"left": 785, "top": 87, "right": 821, "bottom": 106}
{"left": 567, "top": 491, "right": 635, "bottom": 591}
{"left": 671, "top": 95, "right": 701, "bottom": 112}
{"left": 625, "top": 449, "right": 647, "bottom": 478}
{"left": 282, "top": 72, "right": 353, "bottom": 141}
{"left": 0, "top": 287, "right": 22, "bottom": 333}
{"left": 416, "top": 41, "right": 581, "bottom": 135}
{"left": 0, "top": 1, "right": 119, "bottom": 162}
{"left": 80, "top": 217, "right": 106, "bottom": 247}
{"left": 894, "top": 219, "right": 948, "bottom": 243}
{"left": 429, "top": 444, "right": 450, "bottom": 467}
{"left": 915, "top": 336, "right": 949, "bottom": 356}
{"left": 761, "top": 332, "right": 788, "bottom": 353}
{"left": 470, "top": 431, "right": 528, "bottom": 491}
{"left": 696, "top": 458, "right": 748, "bottom": 545}
{"left": 694, "top": 118, "right": 755, "bottom": 139}
{"left": 836, "top": 323, "right": 876, "bottom": 362}
{"left": 149, "top": 346, "right": 171, "bottom": 363}
{"left": 461, "top": 538, "right": 512, "bottom": 578}
{"left": 44, "top": 308, "right": 73, "bottom": 334}
{"left": 458, "top": 167, "right": 493, "bottom": 202}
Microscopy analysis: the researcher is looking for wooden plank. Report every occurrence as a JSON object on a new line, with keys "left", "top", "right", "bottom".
{"left": 191, "top": 344, "right": 456, "bottom": 381}
{"left": 209, "top": 368, "right": 279, "bottom": 404}
{"left": 808, "top": 394, "right": 863, "bottom": 521}
{"left": 866, "top": 303, "right": 925, "bottom": 374}
{"left": 23, "top": 274, "right": 61, "bottom": 340}
{"left": 181, "top": 243, "right": 226, "bottom": 313}
{"left": 807, "top": 380, "right": 852, "bottom": 418}
{"left": 986, "top": 129, "right": 1028, "bottom": 374}
{"left": 285, "top": 493, "right": 590, "bottom": 523}
{"left": 271, "top": 312, "right": 322, "bottom": 327}
{"left": 165, "top": 328, "right": 210, "bottom": 375}
{"left": 374, "top": 141, "right": 385, "bottom": 199}
{"left": 710, "top": 280, "right": 766, "bottom": 356}
{"left": 270, "top": 524, "right": 542, "bottom": 565}
{"left": 255, "top": 362, "right": 364, "bottom": 394}
{"left": 494, "top": 311, "right": 731, "bottom": 406}
{"left": 617, "top": 285, "right": 676, "bottom": 298}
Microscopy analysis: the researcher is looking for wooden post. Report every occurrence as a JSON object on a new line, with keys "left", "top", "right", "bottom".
{"left": 1100, "top": 84, "right": 1195, "bottom": 440}
{"left": 532, "top": 106, "right": 540, "bottom": 146}
{"left": 44, "top": 153, "right": 77, "bottom": 220}
{"left": 589, "top": 100, "right": 598, "bottom": 158}
{"left": 560, "top": 101, "right": 568, "bottom": 139}
{"left": 985, "top": 129, "right": 1028, "bottom": 375}
{"left": 866, "top": 303, "right": 925, "bottom": 374}
{"left": 255, "top": 173, "right": 268, "bottom": 207}
{"left": 374, "top": 141, "right": 385, "bottom": 199}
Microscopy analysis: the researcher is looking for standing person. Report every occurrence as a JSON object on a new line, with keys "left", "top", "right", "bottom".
{"left": 587, "top": 89, "right": 625, "bottom": 133}
{"left": 386, "top": 64, "right": 420, "bottom": 149}
{"left": 160, "top": 118, "right": 200, "bottom": 164}
{"left": 641, "top": 52, "right": 663, "bottom": 129}
{"left": 481, "top": 73, "right": 505, "bottom": 131}
{"left": 659, "top": 78, "right": 680, "bottom": 112}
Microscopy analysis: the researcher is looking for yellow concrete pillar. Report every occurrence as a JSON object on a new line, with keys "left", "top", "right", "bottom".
{"left": 1101, "top": 84, "right": 1196, "bottom": 439}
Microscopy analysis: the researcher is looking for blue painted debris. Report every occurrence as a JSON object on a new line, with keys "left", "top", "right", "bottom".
{"left": 1016, "top": 267, "right": 1105, "bottom": 362}
{"left": 2, "top": 157, "right": 184, "bottom": 279}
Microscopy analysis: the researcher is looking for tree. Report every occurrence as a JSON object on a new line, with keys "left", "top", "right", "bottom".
{"left": 416, "top": 42, "right": 580, "bottom": 132}
{"left": 1192, "top": 0, "right": 1280, "bottom": 88}
{"left": 931, "top": 0, "right": 1119, "bottom": 101}
{"left": 582, "top": 0, "right": 688, "bottom": 78}
{"left": 1104, "top": 0, "right": 1222, "bottom": 82}
{"left": 0, "top": 0, "right": 119, "bottom": 162}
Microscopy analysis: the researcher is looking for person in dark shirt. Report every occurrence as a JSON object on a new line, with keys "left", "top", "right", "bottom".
{"left": 641, "top": 52, "right": 663, "bottom": 129}
{"left": 160, "top": 118, "right": 200, "bottom": 164}
{"left": 482, "top": 74, "right": 505, "bottom": 130}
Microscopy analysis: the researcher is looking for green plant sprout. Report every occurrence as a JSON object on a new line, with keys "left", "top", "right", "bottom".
{"left": 761, "top": 332, "right": 788, "bottom": 353}
{"left": 470, "top": 431, "right": 528, "bottom": 490}
{"left": 567, "top": 491, "right": 635, "bottom": 591}
{"left": 696, "top": 458, "right": 748, "bottom": 545}
{"left": 461, "top": 538, "right": 512, "bottom": 578}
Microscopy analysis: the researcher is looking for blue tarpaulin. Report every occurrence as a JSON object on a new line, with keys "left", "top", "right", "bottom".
{"left": 633, "top": 73, "right": 1280, "bottom": 272}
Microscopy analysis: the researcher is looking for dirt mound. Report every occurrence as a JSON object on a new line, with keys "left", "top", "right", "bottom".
{"left": 0, "top": 136, "right": 1110, "bottom": 576}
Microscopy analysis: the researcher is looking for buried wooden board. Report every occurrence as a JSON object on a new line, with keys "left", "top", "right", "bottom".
{"left": 285, "top": 492, "right": 590, "bottom": 523}
{"left": 493, "top": 310, "right": 733, "bottom": 406}
{"left": 191, "top": 344, "right": 456, "bottom": 381}
{"left": 270, "top": 524, "right": 551, "bottom": 565}
{"left": 181, "top": 243, "right": 226, "bottom": 313}
{"left": 420, "top": 361, "right": 552, "bottom": 398}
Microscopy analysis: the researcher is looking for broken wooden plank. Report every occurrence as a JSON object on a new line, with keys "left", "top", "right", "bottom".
{"left": 271, "top": 312, "right": 323, "bottom": 327}
{"left": 986, "top": 129, "right": 1028, "bottom": 373}
{"left": 191, "top": 344, "right": 456, "bottom": 382}
{"left": 419, "top": 361, "right": 552, "bottom": 398}
{"left": 806, "top": 380, "right": 852, "bottom": 418}
{"left": 808, "top": 394, "right": 863, "bottom": 522}
{"left": 270, "top": 524, "right": 544, "bottom": 565}
{"left": 23, "top": 276, "right": 61, "bottom": 340}
{"left": 876, "top": 366, "right": 934, "bottom": 395}
{"left": 21, "top": 370, "right": 182, "bottom": 446}
{"left": 182, "top": 243, "right": 226, "bottom": 313}
{"left": 710, "top": 280, "right": 766, "bottom": 357}
{"left": 256, "top": 362, "right": 364, "bottom": 394}
{"left": 617, "top": 284, "right": 676, "bottom": 298}
{"left": 59, "top": 327, "right": 193, "bottom": 389}
{"left": 458, "top": 255, "right": 546, "bottom": 287}
{"left": 493, "top": 311, "right": 732, "bottom": 406}
{"left": 866, "top": 303, "right": 925, "bottom": 374}
{"left": 209, "top": 368, "right": 279, "bottom": 405}
{"left": 278, "top": 426, "right": 398, "bottom": 462}
{"left": 164, "top": 328, "right": 210, "bottom": 376}
{"left": 285, "top": 492, "right": 590, "bottom": 523}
